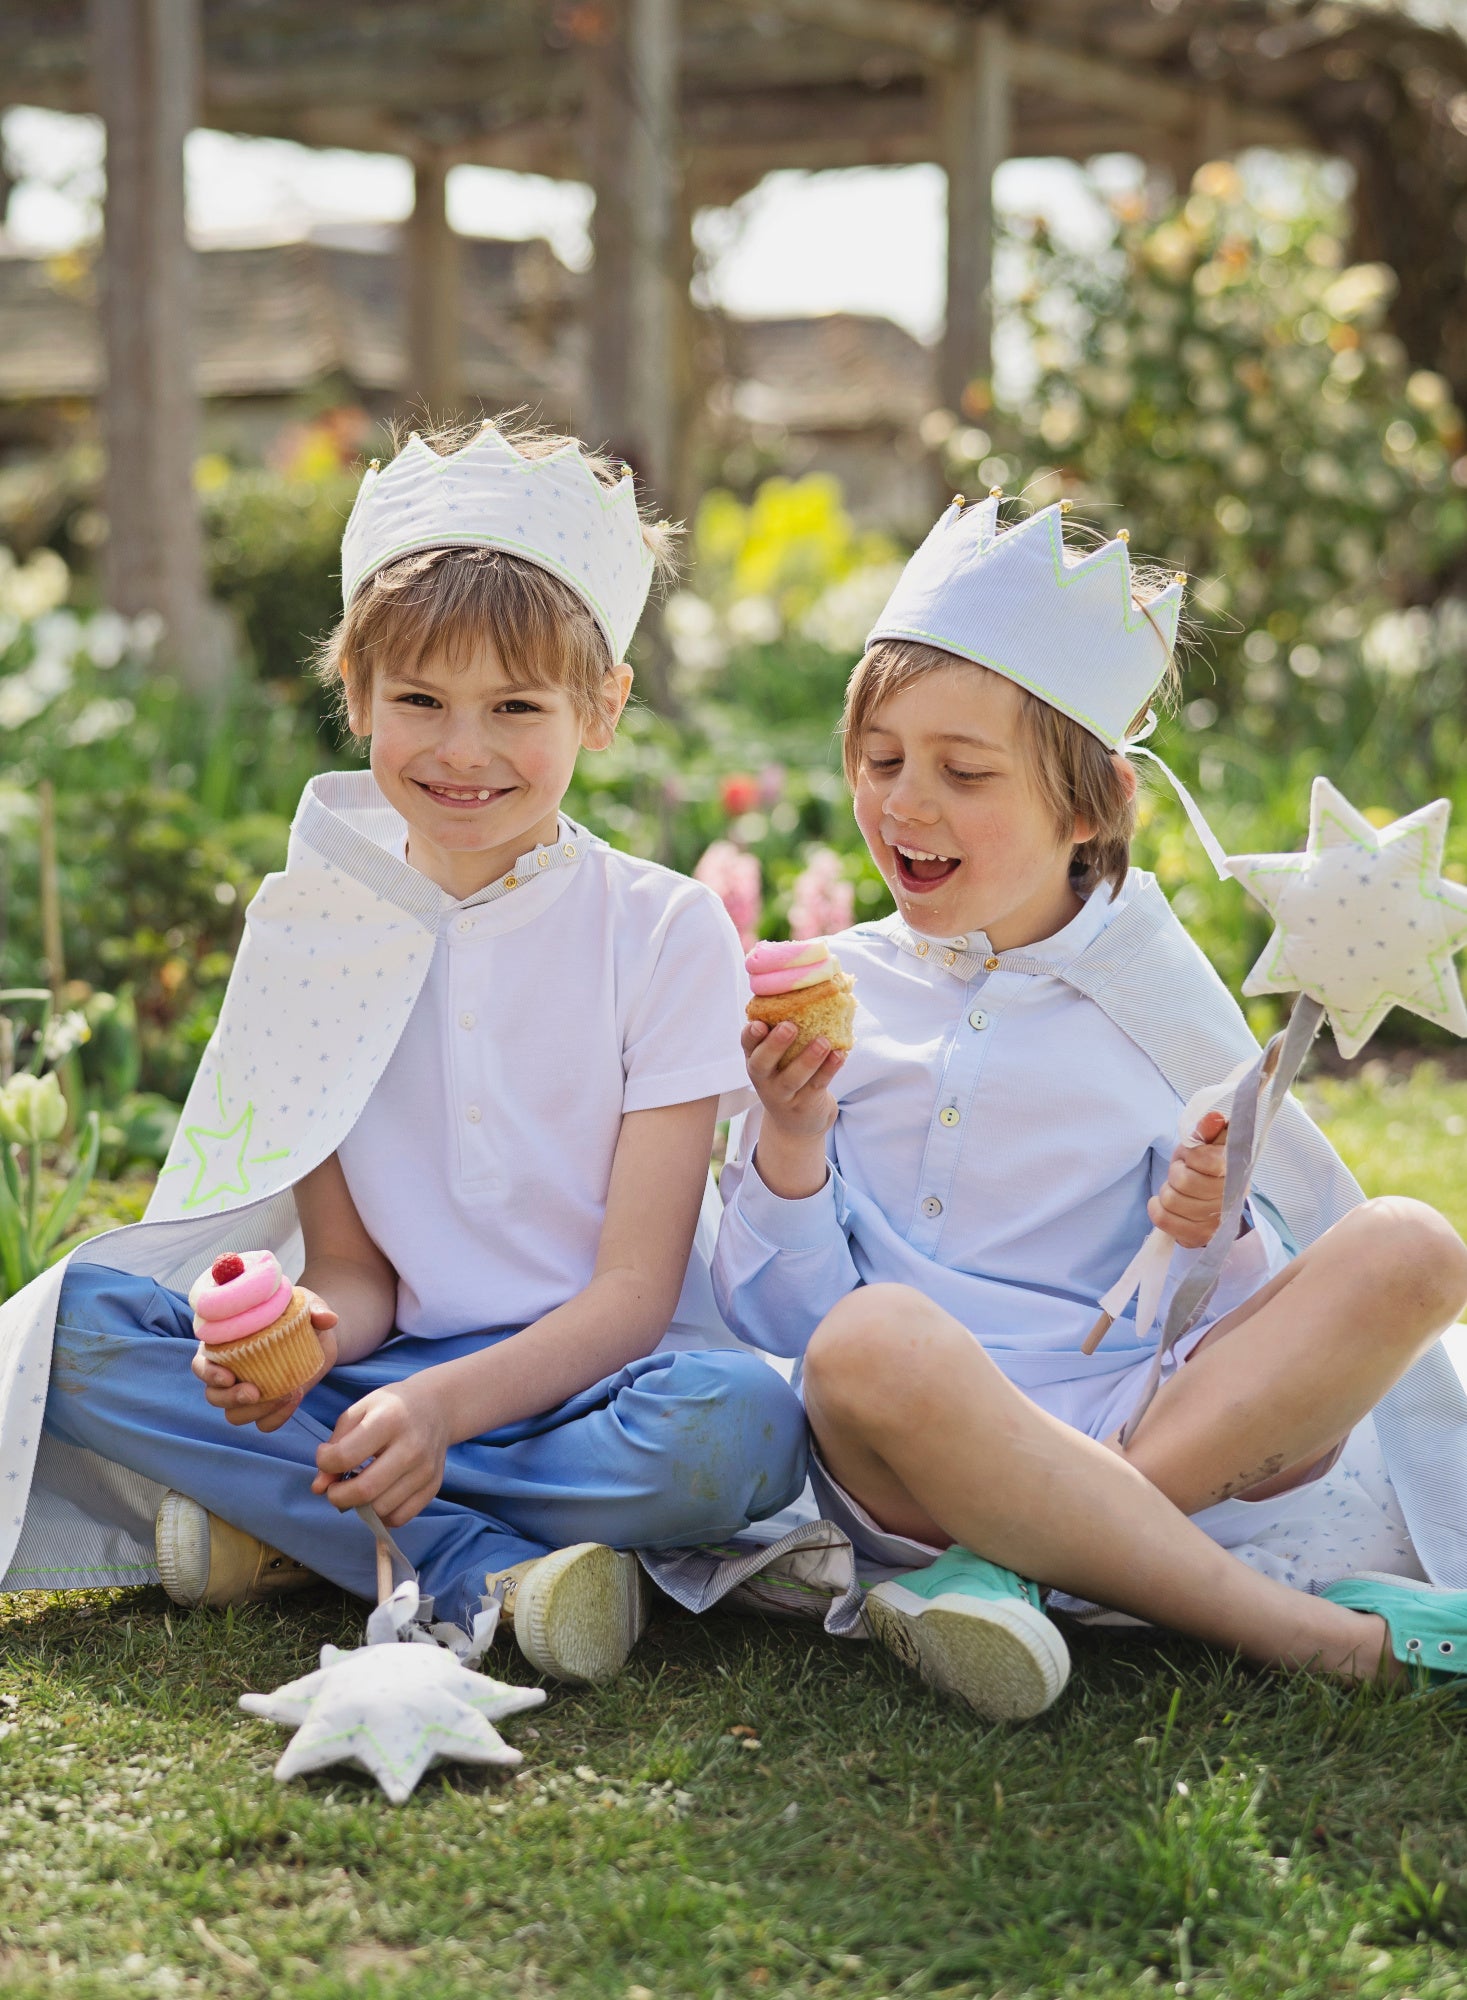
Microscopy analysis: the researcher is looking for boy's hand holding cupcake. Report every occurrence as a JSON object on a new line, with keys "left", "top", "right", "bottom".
{"left": 189, "top": 1252, "right": 338, "bottom": 1433}
{"left": 743, "top": 938, "right": 854, "bottom": 1199}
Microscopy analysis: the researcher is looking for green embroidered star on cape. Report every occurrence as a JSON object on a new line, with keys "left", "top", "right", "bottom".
{"left": 169, "top": 1075, "right": 292, "bottom": 1210}
{"left": 1225, "top": 777, "right": 1467, "bottom": 1059}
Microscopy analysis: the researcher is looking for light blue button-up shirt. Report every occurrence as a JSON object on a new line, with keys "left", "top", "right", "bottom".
{"left": 712, "top": 873, "right": 1279, "bottom": 1419}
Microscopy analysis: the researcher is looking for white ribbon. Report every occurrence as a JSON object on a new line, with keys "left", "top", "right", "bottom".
{"left": 1120, "top": 714, "right": 1231, "bottom": 880}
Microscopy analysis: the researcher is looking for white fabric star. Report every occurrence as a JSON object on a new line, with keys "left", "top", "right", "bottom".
{"left": 1225, "top": 777, "right": 1467, "bottom": 1058}
{"left": 241, "top": 1633, "right": 546, "bottom": 1804}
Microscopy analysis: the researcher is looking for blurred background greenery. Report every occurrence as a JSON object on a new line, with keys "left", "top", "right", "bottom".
{"left": 3, "top": 162, "right": 1466, "bottom": 1142}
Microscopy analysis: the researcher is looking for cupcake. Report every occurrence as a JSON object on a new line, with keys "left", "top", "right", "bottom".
{"left": 189, "top": 1251, "right": 323, "bottom": 1399}
{"left": 746, "top": 938, "right": 856, "bottom": 1071}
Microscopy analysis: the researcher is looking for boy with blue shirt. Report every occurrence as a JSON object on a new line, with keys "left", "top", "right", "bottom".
{"left": 713, "top": 493, "right": 1467, "bottom": 1719}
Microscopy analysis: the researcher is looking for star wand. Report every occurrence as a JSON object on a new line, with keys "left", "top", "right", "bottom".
{"left": 1093, "top": 776, "right": 1467, "bottom": 1446}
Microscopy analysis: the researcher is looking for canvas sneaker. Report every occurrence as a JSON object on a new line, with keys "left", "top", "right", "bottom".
{"left": 486, "top": 1542, "right": 649, "bottom": 1685}
{"left": 154, "top": 1491, "right": 318, "bottom": 1607}
{"left": 1320, "top": 1571, "right": 1467, "bottom": 1689}
{"left": 864, "top": 1545, "right": 1070, "bottom": 1720}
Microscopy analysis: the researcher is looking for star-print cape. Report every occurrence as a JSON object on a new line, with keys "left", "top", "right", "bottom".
{"left": 0, "top": 771, "right": 589, "bottom": 1592}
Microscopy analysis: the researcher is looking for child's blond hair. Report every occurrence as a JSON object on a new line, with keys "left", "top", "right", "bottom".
{"left": 314, "top": 416, "right": 679, "bottom": 736}
{"left": 841, "top": 555, "right": 1182, "bottom": 896}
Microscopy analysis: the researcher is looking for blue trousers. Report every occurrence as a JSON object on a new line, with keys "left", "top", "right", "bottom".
{"left": 45, "top": 1265, "right": 808, "bottom": 1628}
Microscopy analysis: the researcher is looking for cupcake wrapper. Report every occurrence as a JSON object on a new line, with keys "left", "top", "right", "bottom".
{"left": 210, "top": 1290, "right": 323, "bottom": 1398}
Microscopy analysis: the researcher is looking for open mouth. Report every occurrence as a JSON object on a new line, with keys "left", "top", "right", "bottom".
{"left": 416, "top": 780, "right": 509, "bottom": 810}
{"left": 892, "top": 843, "right": 962, "bottom": 894}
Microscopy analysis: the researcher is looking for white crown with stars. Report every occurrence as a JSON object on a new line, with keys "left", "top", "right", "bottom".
{"left": 865, "top": 495, "right": 1185, "bottom": 748}
{"left": 340, "top": 426, "right": 656, "bottom": 662}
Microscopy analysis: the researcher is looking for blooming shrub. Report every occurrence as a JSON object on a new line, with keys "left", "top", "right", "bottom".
{"left": 947, "top": 159, "right": 1467, "bottom": 786}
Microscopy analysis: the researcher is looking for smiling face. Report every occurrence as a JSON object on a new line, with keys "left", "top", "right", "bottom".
{"left": 346, "top": 639, "right": 630, "bottom": 901}
{"left": 852, "top": 662, "right": 1097, "bottom": 952}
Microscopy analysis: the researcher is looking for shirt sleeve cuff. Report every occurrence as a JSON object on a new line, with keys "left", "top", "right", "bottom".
{"left": 623, "top": 1059, "right": 753, "bottom": 1117}
{"left": 735, "top": 1151, "right": 845, "bottom": 1252}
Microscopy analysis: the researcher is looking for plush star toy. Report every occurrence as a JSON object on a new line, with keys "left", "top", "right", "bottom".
{"left": 1226, "top": 777, "right": 1467, "bottom": 1058}
{"left": 241, "top": 1581, "right": 546, "bottom": 1804}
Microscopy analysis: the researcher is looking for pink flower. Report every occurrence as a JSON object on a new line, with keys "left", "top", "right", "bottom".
{"left": 694, "top": 840, "right": 763, "bottom": 949}
{"left": 757, "top": 763, "right": 786, "bottom": 808}
{"left": 787, "top": 848, "right": 854, "bottom": 941}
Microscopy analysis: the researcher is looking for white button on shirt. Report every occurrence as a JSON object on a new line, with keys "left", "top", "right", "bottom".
{"left": 712, "top": 872, "right": 1283, "bottom": 1433}
{"left": 337, "top": 830, "right": 752, "bottom": 1342}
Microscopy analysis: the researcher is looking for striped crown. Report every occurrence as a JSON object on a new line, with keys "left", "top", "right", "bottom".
{"left": 865, "top": 497, "right": 1184, "bottom": 748}
{"left": 340, "top": 426, "right": 656, "bottom": 662}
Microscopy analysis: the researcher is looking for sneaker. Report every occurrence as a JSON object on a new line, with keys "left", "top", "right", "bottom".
{"left": 864, "top": 1545, "right": 1070, "bottom": 1721}
{"left": 485, "top": 1542, "right": 649, "bottom": 1685}
{"left": 154, "top": 1491, "right": 318, "bottom": 1608}
{"left": 1320, "top": 1572, "right": 1467, "bottom": 1688}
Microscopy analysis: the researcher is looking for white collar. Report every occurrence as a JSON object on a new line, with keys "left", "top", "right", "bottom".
{"left": 881, "top": 874, "right": 1130, "bottom": 982}
{"left": 292, "top": 771, "right": 595, "bottom": 934}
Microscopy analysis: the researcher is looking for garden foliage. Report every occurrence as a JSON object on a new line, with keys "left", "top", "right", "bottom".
{"left": 2, "top": 164, "right": 1466, "bottom": 1102}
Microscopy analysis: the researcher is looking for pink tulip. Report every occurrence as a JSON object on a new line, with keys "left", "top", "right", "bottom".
{"left": 788, "top": 847, "right": 855, "bottom": 941}
{"left": 694, "top": 840, "right": 763, "bottom": 950}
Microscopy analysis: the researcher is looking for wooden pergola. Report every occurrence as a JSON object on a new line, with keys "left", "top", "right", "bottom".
{"left": 5, "top": 1, "right": 1467, "bottom": 683}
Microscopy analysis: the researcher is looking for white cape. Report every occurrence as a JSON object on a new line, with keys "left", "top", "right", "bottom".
{"left": 0, "top": 772, "right": 727, "bottom": 1592}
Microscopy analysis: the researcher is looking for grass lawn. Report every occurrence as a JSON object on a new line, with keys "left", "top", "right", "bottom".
{"left": 3, "top": 1065, "right": 1467, "bottom": 2000}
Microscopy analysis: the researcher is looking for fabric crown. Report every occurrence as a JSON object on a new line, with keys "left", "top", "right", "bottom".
{"left": 339, "top": 426, "right": 657, "bottom": 663}
{"left": 865, "top": 495, "right": 1185, "bottom": 749}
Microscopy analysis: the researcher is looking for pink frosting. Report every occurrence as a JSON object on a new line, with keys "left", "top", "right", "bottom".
{"left": 191, "top": 1250, "right": 294, "bottom": 1345}
{"left": 746, "top": 937, "right": 836, "bottom": 997}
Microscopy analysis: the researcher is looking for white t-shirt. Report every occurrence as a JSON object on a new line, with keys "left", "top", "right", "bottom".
{"left": 336, "top": 821, "right": 752, "bottom": 1341}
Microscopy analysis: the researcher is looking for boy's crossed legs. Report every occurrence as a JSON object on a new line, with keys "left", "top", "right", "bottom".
{"left": 45, "top": 1265, "right": 807, "bottom": 1670}
{"left": 803, "top": 1198, "right": 1467, "bottom": 1694}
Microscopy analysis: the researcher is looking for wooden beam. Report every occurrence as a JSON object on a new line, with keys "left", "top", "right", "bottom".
{"left": 716, "top": 1, "right": 1311, "bottom": 148}
{"left": 90, "top": 0, "right": 217, "bottom": 689}
{"left": 941, "top": 12, "right": 1008, "bottom": 418}
{"left": 404, "top": 153, "right": 462, "bottom": 423}
{"left": 718, "top": 0, "right": 954, "bottom": 65}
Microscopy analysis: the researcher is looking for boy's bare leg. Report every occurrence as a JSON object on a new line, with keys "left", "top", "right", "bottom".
{"left": 1112, "top": 1197, "right": 1467, "bottom": 1512}
{"left": 802, "top": 1285, "right": 1398, "bottom": 1682}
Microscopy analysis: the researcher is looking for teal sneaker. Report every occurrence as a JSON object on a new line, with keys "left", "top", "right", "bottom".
{"left": 864, "top": 1546, "right": 1070, "bottom": 1721}
{"left": 1320, "top": 1572, "right": 1467, "bottom": 1689}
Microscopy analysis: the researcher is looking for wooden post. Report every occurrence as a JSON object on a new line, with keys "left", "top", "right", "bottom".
{"left": 90, "top": 0, "right": 216, "bottom": 688}
{"left": 670, "top": 180, "right": 705, "bottom": 531}
{"left": 583, "top": 5, "right": 634, "bottom": 462}
{"left": 405, "top": 152, "right": 463, "bottom": 424}
{"left": 581, "top": 0, "right": 680, "bottom": 507}
{"left": 628, "top": 0, "right": 679, "bottom": 508}
{"left": 939, "top": 12, "right": 1010, "bottom": 419}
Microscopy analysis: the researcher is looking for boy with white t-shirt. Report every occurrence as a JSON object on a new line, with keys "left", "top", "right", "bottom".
{"left": 42, "top": 421, "right": 806, "bottom": 1683}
